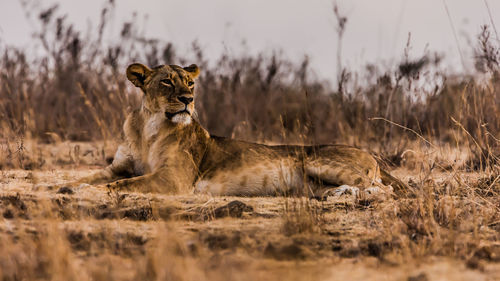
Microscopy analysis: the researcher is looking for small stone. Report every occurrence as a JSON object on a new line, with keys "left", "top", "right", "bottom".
{"left": 408, "top": 273, "right": 428, "bottom": 281}
{"left": 213, "top": 200, "right": 253, "bottom": 218}
{"left": 57, "top": 186, "right": 74, "bottom": 195}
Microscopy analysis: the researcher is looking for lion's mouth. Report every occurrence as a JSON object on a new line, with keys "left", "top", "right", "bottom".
{"left": 165, "top": 109, "right": 190, "bottom": 119}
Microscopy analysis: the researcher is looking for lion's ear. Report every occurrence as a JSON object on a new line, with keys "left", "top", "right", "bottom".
{"left": 183, "top": 64, "right": 200, "bottom": 78}
{"left": 126, "top": 63, "right": 152, "bottom": 87}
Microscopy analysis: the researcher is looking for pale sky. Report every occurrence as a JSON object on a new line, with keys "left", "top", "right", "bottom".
{"left": 0, "top": 0, "right": 499, "bottom": 81}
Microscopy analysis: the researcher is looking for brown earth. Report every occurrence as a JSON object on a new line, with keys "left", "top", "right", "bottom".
{"left": 0, "top": 141, "right": 499, "bottom": 281}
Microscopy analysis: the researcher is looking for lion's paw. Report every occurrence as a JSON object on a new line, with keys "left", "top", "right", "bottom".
{"left": 332, "top": 185, "right": 360, "bottom": 197}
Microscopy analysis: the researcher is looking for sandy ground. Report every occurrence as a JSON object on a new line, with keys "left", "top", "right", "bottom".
{"left": 0, "top": 141, "right": 499, "bottom": 280}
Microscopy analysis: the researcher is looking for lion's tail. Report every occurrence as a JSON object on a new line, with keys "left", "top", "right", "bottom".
{"left": 380, "top": 168, "right": 411, "bottom": 197}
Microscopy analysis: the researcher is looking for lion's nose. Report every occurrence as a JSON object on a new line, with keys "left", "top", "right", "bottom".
{"left": 177, "top": 96, "right": 194, "bottom": 105}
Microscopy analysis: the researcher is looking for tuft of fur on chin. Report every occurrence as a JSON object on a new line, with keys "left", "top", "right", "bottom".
{"left": 171, "top": 113, "right": 192, "bottom": 125}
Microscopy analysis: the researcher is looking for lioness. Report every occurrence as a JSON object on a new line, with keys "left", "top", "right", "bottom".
{"left": 72, "top": 63, "right": 405, "bottom": 198}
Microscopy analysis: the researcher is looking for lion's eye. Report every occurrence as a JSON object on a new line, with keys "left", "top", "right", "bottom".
{"left": 188, "top": 81, "right": 194, "bottom": 87}
{"left": 160, "top": 79, "right": 173, "bottom": 87}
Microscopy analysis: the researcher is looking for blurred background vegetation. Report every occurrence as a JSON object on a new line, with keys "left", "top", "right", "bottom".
{"left": 0, "top": 1, "right": 498, "bottom": 167}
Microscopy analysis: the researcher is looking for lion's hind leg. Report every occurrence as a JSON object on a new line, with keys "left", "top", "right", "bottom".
{"left": 304, "top": 158, "right": 387, "bottom": 200}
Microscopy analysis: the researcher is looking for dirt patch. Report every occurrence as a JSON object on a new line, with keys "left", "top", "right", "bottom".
{"left": 0, "top": 159, "right": 499, "bottom": 280}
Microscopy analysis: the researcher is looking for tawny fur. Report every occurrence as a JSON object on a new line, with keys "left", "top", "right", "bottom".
{"left": 70, "top": 63, "right": 406, "bottom": 197}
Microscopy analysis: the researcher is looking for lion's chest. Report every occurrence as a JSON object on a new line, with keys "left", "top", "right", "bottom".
{"left": 143, "top": 113, "right": 165, "bottom": 141}
{"left": 135, "top": 113, "right": 168, "bottom": 172}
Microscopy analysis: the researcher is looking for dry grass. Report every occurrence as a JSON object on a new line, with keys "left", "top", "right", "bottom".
{"left": 0, "top": 142, "right": 499, "bottom": 280}
{"left": 1, "top": 1, "right": 500, "bottom": 280}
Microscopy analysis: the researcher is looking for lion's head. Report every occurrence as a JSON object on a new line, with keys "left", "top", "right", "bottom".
{"left": 126, "top": 63, "right": 200, "bottom": 125}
